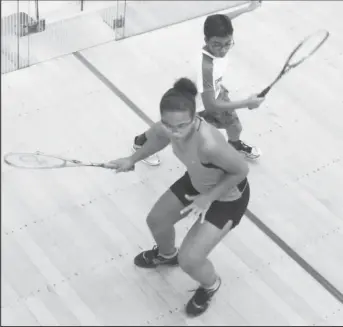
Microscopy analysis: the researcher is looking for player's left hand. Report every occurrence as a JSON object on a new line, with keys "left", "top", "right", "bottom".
{"left": 104, "top": 157, "right": 135, "bottom": 172}
{"left": 180, "top": 194, "right": 213, "bottom": 223}
{"left": 247, "top": 0, "right": 262, "bottom": 12}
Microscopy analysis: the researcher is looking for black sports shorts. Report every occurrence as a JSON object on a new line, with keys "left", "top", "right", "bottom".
{"left": 170, "top": 172, "right": 250, "bottom": 230}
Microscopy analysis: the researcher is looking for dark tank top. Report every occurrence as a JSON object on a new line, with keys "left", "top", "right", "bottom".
{"left": 171, "top": 118, "right": 247, "bottom": 202}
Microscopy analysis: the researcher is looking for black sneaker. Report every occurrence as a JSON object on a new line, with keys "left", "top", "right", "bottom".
{"left": 229, "top": 140, "right": 261, "bottom": 160}
{"left": 185, "top": 277, "right": 222, "bottom": 316}
{"left": 134, "top": 245, "right": 179, "bottom": 268}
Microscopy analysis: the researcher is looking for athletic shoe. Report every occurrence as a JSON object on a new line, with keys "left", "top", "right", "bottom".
{"left": 132, "top": 143, "right": 161, "bottom": 166}
{"left": 134, "top": 245, "right": 178, "bottom": 268}
{"left": 185, "top": 277, "right": 222, "bottom": 316}
{"left": 229, "top": 140, "right": 261, "bottom": 160}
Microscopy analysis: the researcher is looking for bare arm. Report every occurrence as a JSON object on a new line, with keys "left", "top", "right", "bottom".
{"left": 202, "top": 89, "right": 250, "bottom": 114}
{"left": 225, "top": 6, "right": 251, "bottom": 20}
{"left": 225, "top": 1, "right": 261, "bottom": 20}
{"left": 199, "top": 60, "right": 262, "bottom": 114}
{"left": 200, "top": 130, "right": 249, "bottom": 202}
{"left": 130, "top": 122, "right": 170, "bottom": 164}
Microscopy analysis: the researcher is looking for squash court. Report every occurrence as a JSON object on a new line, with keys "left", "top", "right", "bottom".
{"left": 2, "top": 1, "right": 343, "bottom": 325}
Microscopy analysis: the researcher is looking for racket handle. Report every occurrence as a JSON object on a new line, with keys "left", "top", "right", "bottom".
{"left": 258, "top": 86, "right": 271, "bottom": 98}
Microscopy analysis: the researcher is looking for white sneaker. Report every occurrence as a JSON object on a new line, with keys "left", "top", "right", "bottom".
{"left": 132, "top": 144, "right": 161, "bottom": 166}
{"left": 230, "top": 140, "right": 261, "bottom": 160}
{"left": 243, "top": 145, "right": 262, "bottom": 160}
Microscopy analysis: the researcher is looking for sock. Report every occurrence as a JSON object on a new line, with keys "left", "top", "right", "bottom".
{"left": 229, "top": 140, "right": 241, "bottom": 149}
{"left": 204, "top": 276, "right": 221, "bottom": 291}
{"left": 159, "top": 248, "right": 178, "bottom": 259}
{"left": 134, "top": 133, "right": 147, "bottom": 146}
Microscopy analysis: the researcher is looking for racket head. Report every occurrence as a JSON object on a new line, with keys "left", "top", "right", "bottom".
{"left": 286, "top": 29, "right": 329, "bottom": 68}
{"left": 4, "top": 152, "right": 67, "bottom": 169}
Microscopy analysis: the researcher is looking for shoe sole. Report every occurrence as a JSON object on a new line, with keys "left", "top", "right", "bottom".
{"left": 134, "top": 262, "right": 179, "bottom": 268}
{"left": 134, "top": 256, "right": 179, "bottom": 268}
{"left": 240, "top": 148, "right": 262, "bottom": 160}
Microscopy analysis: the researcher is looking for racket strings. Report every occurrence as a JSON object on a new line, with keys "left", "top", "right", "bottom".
{"left": 288, "top": 30, "right": 329, "bottom": 66}
{"left": 21, "top": 154, "right": 47, "bottom": 165}
{"left": 4, "top": 153, "right": 66, "bottom": 169}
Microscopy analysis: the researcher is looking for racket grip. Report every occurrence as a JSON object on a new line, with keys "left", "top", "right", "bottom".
{"left": 258, "top": 86, "right": 271, "bottom": 98}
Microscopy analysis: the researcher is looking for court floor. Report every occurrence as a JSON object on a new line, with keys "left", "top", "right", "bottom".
{"left": 2, "top": 1, "right": 343, "bottom": 325}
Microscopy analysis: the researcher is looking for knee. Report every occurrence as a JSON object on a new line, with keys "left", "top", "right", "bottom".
{"left": 178, "top": 249, "right": 205, "bottom": 274}
{"left": 233, "top": 119, "right": 242, "bottom": 134}
{"left": 226, "top": 119, "right": 242, "bottom": 136}
{"left": 146, "top": 213, "right": 160, "bottom": 232}
{"left": 146, "top": 212, "right": 171, "bottom": 233}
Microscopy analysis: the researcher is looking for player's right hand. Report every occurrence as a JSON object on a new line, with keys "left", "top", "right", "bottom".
{"left": 247, "top": 94, "right": 265, "bottom": 109}
{"left": 104, "top": 157, "right": 135, "bottom": 172}
{"left": 247, "top": 0, "right": 262, "bottom": 12}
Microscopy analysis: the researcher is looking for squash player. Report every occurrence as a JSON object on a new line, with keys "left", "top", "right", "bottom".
{"left": 132, "top": 1, "right": 264, "bottom": 165}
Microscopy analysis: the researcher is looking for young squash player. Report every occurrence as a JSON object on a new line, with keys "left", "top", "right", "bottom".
{"left": 133, "top": 1, "right": 264, "bottom": 165}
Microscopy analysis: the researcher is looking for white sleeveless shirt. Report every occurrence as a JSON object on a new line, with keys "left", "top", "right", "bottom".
{"left": 192, "top": 48, "right": 230, "bottom": 112}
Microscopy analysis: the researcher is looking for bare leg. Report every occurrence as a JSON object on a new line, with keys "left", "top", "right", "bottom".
{"left": 178, "top": 219, "right": 233, "bottom": 287}
{"left": 146, "top": 189, "right": 186, "bottom": 256}
{"left": 225, "top": 111, "right": 242, "bottom": 142}
{"left": 179, "top": 218, "right": 235, "bottom": 316}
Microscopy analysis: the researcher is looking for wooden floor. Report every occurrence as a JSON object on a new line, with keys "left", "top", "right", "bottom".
{"left": 2, "top": 1, "right": 343, "bottom": 325}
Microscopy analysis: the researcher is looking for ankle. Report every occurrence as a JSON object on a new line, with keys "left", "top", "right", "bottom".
{"left": 203, "top": 275, "right": 221, "bottom": 290}
{"left": 229, "top": 140, "right": 241, "bottom": 149}
{"left": 159, "top": 248, "right": 178, "bottom": 259}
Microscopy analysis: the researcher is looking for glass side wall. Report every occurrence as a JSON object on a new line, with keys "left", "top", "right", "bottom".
{"left": 121, "top": 1, "right": 246, "bottom": 39}
{"left": 1, "top": 1, "right": 246, "bottom": 74}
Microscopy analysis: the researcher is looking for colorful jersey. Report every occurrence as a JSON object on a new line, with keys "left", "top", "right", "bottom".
{"left": 193, "top": 48, "right": 230, "bottom": 111}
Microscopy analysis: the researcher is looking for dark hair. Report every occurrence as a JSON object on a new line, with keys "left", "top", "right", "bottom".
{"left": 204, "top": 14, "right": 234, "bottom": 39}
{"left": 160, "top": 78, "right": 197, "bottom": 116}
